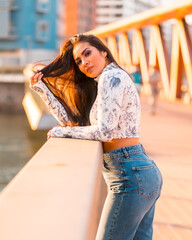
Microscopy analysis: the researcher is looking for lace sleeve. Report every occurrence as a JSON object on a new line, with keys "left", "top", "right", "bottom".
{"left": 49, "top": 71, "right": 126, "bottom": 142}
{"left": 31, "top": 81, "right": 69, "bottom": 126}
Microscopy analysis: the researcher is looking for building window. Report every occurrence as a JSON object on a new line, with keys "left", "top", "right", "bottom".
{"left": 36, "top": 21, "right": 49, "bottom": 42}
{"left": 0, "top": 0, "right": 10, "bottom": 38}
{"left": 0, "top": 0, "right": 18, "bottom": 39}
{"left": 36, "top": 0, "right": 50, "bottom": 13}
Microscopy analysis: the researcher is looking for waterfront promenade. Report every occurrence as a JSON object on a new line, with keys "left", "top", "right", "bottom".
{"left": 140, "top": 96, "right": 192, "bottom": 239}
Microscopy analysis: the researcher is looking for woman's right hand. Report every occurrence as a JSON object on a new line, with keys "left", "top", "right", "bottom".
{"left": 30, "top": 72, "right": 43, "bottom": 87}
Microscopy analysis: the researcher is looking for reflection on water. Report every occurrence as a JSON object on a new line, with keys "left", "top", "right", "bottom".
{"left": 0, "top": 114, "right": 47, "bottom": 191}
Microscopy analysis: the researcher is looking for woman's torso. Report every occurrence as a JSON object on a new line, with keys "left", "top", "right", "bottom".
{"left": 90, "top": 63, "right": 141, "bottom": 148}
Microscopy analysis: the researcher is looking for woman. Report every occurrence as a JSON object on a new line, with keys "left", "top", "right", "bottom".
{"left": 30, "top": 34, "right": 162, "bottom": 240}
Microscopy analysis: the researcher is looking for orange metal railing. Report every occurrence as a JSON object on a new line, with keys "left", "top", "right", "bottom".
{"left": 87, "top": 0, "right": 192, "bottom": 103}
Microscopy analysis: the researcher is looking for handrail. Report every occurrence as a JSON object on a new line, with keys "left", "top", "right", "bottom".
{"left": 0, "top": 138, "right": 107, "bottom": 240}
{"left": 87, "top": 0, "right": 192, "bottom": 103}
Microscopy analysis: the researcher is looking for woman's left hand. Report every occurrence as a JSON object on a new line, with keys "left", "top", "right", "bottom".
{"left": 47, "top": 124, "right": 61, "bottom": 140}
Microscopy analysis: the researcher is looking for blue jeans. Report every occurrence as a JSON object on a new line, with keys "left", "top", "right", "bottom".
{"left": 96, "top": 144, "right": 163, "bottom": 240}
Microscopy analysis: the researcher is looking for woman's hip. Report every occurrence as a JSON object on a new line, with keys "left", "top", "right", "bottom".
{"left": 102, "top": 143, "right": 163, "bottom": 197}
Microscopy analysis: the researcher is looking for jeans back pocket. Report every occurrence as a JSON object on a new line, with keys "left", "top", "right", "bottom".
{"left": 132, "top": 164, "right": 160, "bottom": 199}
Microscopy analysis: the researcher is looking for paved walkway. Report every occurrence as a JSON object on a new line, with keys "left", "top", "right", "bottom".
{"left": 140, "top": 96, "right": 192, "bottom": 240}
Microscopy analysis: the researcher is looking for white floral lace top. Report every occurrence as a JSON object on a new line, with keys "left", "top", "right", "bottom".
{"left": 31, "top": 62, "right": 141, "bottom": 142}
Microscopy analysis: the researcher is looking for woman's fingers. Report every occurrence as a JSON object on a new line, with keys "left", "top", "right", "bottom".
{"left": 33, "top": 72, "right": 43, "bottom": 82}
{"left": 30, "top": 72, "right": 43, "bottom": 86}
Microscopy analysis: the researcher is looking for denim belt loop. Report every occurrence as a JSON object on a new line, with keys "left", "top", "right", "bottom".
{"left": 122, "top": 148, "right": 129, "bottom": 158}
{"left": 141, "top": 144, "right": 146, "bottom": 154}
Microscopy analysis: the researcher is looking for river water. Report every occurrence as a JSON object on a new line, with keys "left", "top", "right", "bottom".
{"left": 0, "top": 113, "right": 47, "bottom": 191}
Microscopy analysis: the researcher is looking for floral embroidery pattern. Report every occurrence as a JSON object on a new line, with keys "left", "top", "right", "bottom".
{"left": 31, "top": 62, "right": 141, "bottom": 142}
{"left": 32, "top": 81, "right": 69, "bottom": 126}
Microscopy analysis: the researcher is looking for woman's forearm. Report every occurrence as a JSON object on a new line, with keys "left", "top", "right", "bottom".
{"left": 31, "top": 81, "right": 70, "bottom": 126}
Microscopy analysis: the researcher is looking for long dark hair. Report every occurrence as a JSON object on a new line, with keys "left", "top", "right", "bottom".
{"left": 38, "top": 34, "right": 117, "bottom": 126}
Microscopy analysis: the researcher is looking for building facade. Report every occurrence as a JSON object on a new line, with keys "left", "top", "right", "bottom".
{"left": 57, "top": 0, "right": 96, "bottom": 42}
{"left": 0, "top": 0, "right": 57, "bottom": 69}
{"left": 0, "top": 0, "right": 97, "bottom": 69}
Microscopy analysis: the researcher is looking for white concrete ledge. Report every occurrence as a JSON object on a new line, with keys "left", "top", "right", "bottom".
{"left": 0, "top": 138, "right": 107, "bottom": 240}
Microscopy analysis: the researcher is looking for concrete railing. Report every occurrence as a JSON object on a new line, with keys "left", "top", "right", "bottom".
{"left": 0, "top": 138, "right": 107, "bottom": 240}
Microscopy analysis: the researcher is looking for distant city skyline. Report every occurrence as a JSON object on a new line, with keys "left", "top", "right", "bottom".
{"left": 0, "top": 0, "right": 179, "bottom": 69}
